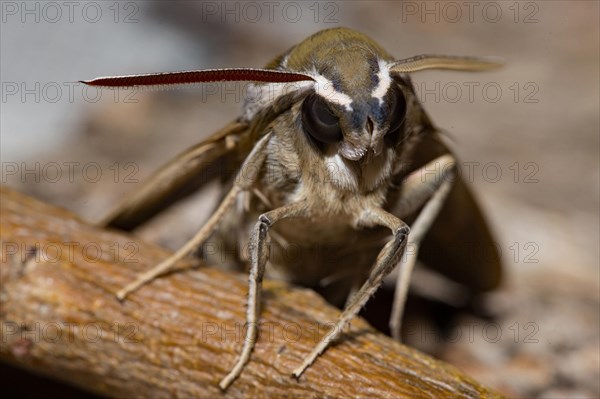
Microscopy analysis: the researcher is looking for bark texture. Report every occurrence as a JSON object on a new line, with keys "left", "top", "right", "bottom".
{"left": 0, "top": 187, "right": 503, "bottom": 398}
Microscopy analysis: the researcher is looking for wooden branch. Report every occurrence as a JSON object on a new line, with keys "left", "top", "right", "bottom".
{"left": 0, "top": 187, "right": 503, "bottom": 398}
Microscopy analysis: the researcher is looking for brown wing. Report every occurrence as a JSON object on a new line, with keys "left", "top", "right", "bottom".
{"left": 101, "top": 120, "right": 250, "bottom": 231}
{"left": 405, "top": 131, "right": 502, "bottom": 293}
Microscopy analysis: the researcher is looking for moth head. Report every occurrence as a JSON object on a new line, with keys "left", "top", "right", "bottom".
{"left": 298, "top": 54, "right": 501, "bottom": 162}
{"left": 299, "top": 82, "right": 407, "bottom": 161}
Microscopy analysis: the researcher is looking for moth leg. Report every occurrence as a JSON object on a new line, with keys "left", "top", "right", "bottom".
{"left": 343, "top": 270, "right": 368, "bottom": 309}
{"left": 116, "top": 133, "right": 273, "bottom": 301}
{"left": 219, "top": 202, "right": 307, "bottom": 390}
{"left": 292, "top": 208, "right": 409, "bottom": 379}
{"left": 390, "top": 177, "right": 453, "bottom": 340}
{"left": 389, "top": 155, "right": 455, "bottom": 340}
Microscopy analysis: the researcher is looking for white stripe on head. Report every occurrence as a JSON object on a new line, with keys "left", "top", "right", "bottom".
{"left": 243, "top": 70, "right": 356, "bottom": 120}
{"left": 310, "top": 72, "right": 353, "bottom": 111}
{"left": 371, "top": 60, "right": 392, "bottom": 105}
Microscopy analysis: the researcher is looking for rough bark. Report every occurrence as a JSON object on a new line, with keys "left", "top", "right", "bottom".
{"left": 0, "top": 187, "right": 503, "bottom": 398}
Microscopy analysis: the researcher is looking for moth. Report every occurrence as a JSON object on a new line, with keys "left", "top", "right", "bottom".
{"left": 81, "top": 27, "right": 502, "bottom": 389}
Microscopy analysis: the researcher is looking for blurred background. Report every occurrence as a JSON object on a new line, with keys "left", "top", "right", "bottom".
{"left": 1, "top": 1, "right": 598, "bottom": 397}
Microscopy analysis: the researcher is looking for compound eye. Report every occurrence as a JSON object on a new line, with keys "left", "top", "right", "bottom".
{"left": 302, "top": 93, "right": 343, "bottom": 144}
{"left": 387, "top": 87, "right": 407, "bottom": 135}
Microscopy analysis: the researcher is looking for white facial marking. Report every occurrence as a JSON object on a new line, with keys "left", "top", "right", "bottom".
{"left": 243, "top": 70, "right": 356, "bottom": 120}
{"left": 324, "top": 154, "right": 358, "bottom": 190}
{"left": 371, "top": 60, "right": 392, "bottom": 105}
{"left": 340, "top": 140, "right": 367, "bottom": 161}
{"left": 310, "top": 72, "right": 353, "bottom": 111}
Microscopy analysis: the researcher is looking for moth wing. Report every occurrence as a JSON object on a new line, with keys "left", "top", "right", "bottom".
{"left": 404, "top": 131, "right": 502, "bottom": 293}
{"left": 101, "top": 120, "right": 250, "bottom": 230}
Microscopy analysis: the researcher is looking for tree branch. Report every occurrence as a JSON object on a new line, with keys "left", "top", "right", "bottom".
{"left": 0, "top": 187, "right": 502, "bottom": 398}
